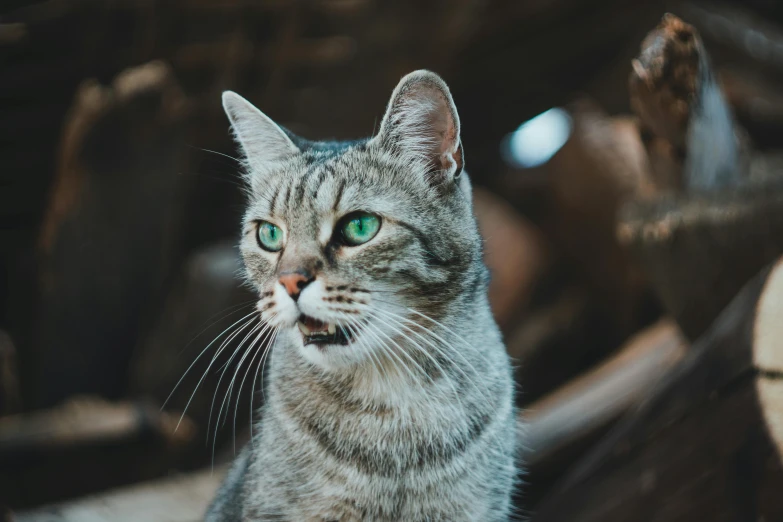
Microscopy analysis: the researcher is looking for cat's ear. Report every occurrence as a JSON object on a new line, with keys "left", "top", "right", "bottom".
{"left": 222, "top": 91, "right": 299, "bottom": 167}
{"left": 372, "top": 70, "right": 463, "bottom": 183}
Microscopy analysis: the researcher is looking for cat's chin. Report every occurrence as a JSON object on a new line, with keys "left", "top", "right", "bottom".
{"left": 291, "top": 312, "right": 368, "bottom": 370}
{"left": 298, "top": 340, "right": 365, "bottom": 371}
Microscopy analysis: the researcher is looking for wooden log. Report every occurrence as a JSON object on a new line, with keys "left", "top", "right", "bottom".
{"left": 519, "top": 320, "right": 686, "bottom": 507}
{"left": 544, "top": 100, "right": 657, "bottom": 337}
{"left": 472, "top": 187, "right": 548, "bottom": 330}
{"left": 31, "top": 61, "right": 191, "bottom": 408}
{"left": 0, "top": 330, "right": 21, "bottom": 417}
{"left": 681, "top": 2, "right": 783, "bottom": 75}
{"left": 720, "top": 67, "right": 783, "bottom": 151}
{"left": 0, "top": 397, "right": 194, "bottom": 456}
{"left": 172, "top": 0, "right": 369, "bottom": 14}
{"left": 630, "top": 13, "right": 743, "bottom": 192}
{"left": 0, "top": 22, "right": 27, "bottom": 45}
{"left": 532, "top": 256, "right": 783, "bottom": 521}
{"left": 618, "top": 184, "right": 783, "bottom": 340}
{"left": 522, "top": 320, "right": 686, "bottom": 469}
{"left": 0, "top": 397, "right": 195, "bottom": 509}
{"left": 173, "top": 36, "right": 357, "bottom": 70}
{"left": 505, "top": 289, "right": 587, "bottom": 365}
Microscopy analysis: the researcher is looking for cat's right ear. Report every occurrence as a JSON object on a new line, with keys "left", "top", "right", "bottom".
{"left": 222, "top": 91, "right": 299, "bottom": 167}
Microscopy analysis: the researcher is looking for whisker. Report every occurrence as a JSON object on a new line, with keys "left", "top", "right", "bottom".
{"left": 179, "top": 300, "right": 257, "bottom": 356}
{"left": 232, "top": 321, "right": 278, "bottom": 451}
{"left": 332, "top": 312, "right": 388, "bottom": 385}
{"left": 370, "top": 302, "right": 483, "bottom": 373}
{"left": 224, "top": 324, "right": 270, "bottom": 435}
{"left": 370, "top": 307, "right": 506, "bottom": 451}
{"left": 368, "top": 309, "right": 466, "bottom": 411}
{"left": 257, "top": 326, "right": 280, "bottom": 403}
{"left": 204, "top": 319, "right": 264, "bottom": 437}
{"left": 360, "top": 320, "right": 420, "bottom": 385}
{"left": 406, "top": 307, "right": 480, "bottom": 352}
{"left": 208, "top": 320, "right": 268, "bottom": 445}
{"left": 165, "top": 311, "right": 258, "bottom": 431}
{"left": 164, "top": 310, "right": 257, "bottom": 410}
{"left": 250, "top": 324, "right": 279, "bottom": 440}
{"left": 352, "top": 323, "right": 388, "bottom": 385}
{"left": 364, "top": 316, "right": 434, "bottom": 385}
{"left": 209, "top": 321, "right": 271, "bottom": 466}
{"left": 373, "top": 306, "right": 494, "bottom": 406}
{"left": 345, "top": 314, "right": 407, "bottom": 383}
{"left": 186, "top": 144, "right": 242, "bottom": 163}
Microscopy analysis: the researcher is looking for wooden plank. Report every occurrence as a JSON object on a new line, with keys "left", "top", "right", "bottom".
{"left": 0, "top": 398, "right": 193, "bottom": 455}
{"left": 532, "top": 258, "right": 783, "bottom": 521}
{"left": 522, "top": 319, "right": 686, "bottom": 469}
{"left": 15, "top": 468, "right": 224, "bottom": 522}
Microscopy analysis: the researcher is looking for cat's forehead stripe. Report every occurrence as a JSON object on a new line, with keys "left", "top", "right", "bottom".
{"left": 300, "top": 161, "right": 335, "bottom": 209}
{"left": 332, "top": 178, "right": 346, "bottom": 211}
{"left": 309, "top": 165, "right": 332, "bottom": 202}
{"left": 283, "top": 181, "right": 293, "bottom": 214}
{"left": 274, "top": 149, "right": 344, "bottom": 211}
{"left": 269, "top": 184, "right": 281, "bottom": 214}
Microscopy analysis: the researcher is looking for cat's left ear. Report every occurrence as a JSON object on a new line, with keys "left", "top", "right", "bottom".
{"left": 372, "top": 70, "right": 463, "bottom": 183}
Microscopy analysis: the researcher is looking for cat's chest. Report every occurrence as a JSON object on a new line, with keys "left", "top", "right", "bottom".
{"left": 273, "top": 387, "right": 483, "bottom": 478}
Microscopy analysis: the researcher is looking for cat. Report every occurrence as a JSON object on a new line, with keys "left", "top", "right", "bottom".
{"left": 205, "top": 70, "right": 518, "bottom": 521}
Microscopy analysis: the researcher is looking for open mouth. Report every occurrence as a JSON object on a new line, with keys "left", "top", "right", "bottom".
{"left": 297, "top": 315, "right": 352, "bottom": 346}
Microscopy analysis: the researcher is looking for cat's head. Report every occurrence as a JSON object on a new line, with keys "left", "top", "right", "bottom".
{"left": 223, "top": 71, "right": 485, "bottom": 371}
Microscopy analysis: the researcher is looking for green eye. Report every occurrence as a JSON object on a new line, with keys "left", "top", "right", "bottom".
{"left": 341, "top": 212, "right": 381, "bottom": 246}
{"left": 257, "top": 221, "right": 284, "bottom": 252}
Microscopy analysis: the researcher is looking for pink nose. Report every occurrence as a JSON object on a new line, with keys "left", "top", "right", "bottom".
{"left": 278, "top": 271, "right": 314, "bottom": 300}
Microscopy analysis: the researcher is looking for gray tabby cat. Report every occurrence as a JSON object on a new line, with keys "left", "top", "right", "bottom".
{"left": 206, "top": 70, "right": 518, "bottom": 521}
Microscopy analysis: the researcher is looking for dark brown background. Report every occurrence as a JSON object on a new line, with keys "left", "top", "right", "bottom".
{"left": 3, "top": 0, "right": 783, "bottom": 518}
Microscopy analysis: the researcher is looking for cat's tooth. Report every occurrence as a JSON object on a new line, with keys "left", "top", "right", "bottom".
{"left": 327, "top": 323, "right": 336, "bottom": 335}
{"left": 298, "top": 321, "right": 311, "bottom": 336}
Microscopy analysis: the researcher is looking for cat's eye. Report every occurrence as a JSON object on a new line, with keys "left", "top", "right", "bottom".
{"left": 257, "top": 221, "right": 285, "bottom": 252}
{"left": 340, "top": 212, "right": 381, "bottom": 246}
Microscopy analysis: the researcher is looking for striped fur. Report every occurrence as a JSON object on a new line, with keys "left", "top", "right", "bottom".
{"left": 206, "top": 71, "right": 518, "bottom": 521}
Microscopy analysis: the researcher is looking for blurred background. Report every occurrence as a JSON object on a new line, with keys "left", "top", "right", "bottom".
{"left": 3, "top": 0, "right": 783, "bottom": 520}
